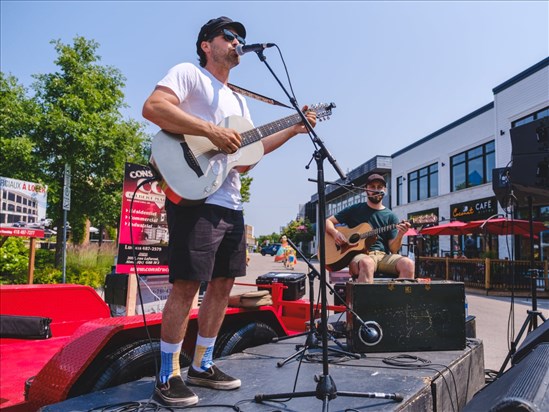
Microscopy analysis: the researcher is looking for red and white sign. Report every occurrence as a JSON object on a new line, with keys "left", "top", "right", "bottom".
{"left": 116, "top": 163, "right": 169, "bottom": 275}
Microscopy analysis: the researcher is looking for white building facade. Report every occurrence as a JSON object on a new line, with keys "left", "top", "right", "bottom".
{"left": 392, "top": 58, "right": 549, "bottom": 259}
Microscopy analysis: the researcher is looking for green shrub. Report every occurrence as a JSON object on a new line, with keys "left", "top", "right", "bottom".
{"left": 1, "top": 240, "right": 116, "bottom": 288}
{"left": 34, "top": 266, "right": 62, "bottom": 284}
{"left": 0, "top": 237, "right": 29, "bottom": 284}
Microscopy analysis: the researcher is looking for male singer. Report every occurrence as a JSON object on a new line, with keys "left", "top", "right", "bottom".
{"left": 142, "top": 16, "right": 316, "bottom": 407}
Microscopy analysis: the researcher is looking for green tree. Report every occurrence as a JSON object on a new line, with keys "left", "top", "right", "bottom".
{"left": 240, "top": 172, "right": 252, "bottom": 204}
{"left": 0, "top": 73, "right": 43, "bottom": 181}
{"left": 282, "top": 218, "right": 315, "bottom": 244}
{"left": 27, "top": 36, "right": 149, "bottom": 264}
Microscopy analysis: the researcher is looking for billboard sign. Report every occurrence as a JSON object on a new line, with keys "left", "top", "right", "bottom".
{"left": 0, "top": 177, "right": 47, "bottom": 238}
{"left": 116, "top": 163, "right": 169, "bottom": 275}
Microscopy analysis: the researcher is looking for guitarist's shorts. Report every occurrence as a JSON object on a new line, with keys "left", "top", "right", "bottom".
{"left": 351, "top": 251, "right": 403, "bottom": 277}
{"left": 166, "top": 201, "right": 247, "bottom": 282}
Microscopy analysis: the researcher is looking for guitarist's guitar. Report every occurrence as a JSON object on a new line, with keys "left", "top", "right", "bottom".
{"left": 323, "top": 217, "right": 437, "bottom": 272}
{"left": 149, "top": 103, "right": 336, "bottom": 205}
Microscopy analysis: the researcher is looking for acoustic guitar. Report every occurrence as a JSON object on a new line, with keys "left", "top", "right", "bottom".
{"left": 149, "top": 103, "right": 336, "bottom": 206}
{"left": 323, "top": 217, "right": 436, "bottom": 272}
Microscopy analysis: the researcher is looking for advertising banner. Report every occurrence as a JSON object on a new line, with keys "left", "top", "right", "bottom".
{"left": 116, "top": 163, "right": 169, "bottom": 275}
{"left": 0, "top": 177, "right": 47, "bottom": 238}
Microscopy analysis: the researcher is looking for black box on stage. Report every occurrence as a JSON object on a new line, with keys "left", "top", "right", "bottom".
{"left": 256, "top": 272, "right": 306, "bottom": 301}
{"left": 333, "top": 283, "right": 347, "bottom": 306}
{"left": 104, "top": 273, "right": 128, "bottom": 306}
{"left": 346, "top": 280, "right": 466, "bottom": 353}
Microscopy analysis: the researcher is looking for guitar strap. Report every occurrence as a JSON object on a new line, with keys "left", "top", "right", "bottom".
{"left": 228, "top": 83, "right": 293, "bottom": 109}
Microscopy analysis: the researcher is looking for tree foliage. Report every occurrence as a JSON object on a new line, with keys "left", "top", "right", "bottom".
{"left": 1, "top": 36, "right": 150, "bottom": 265}
{"left": 240, "top": 172, "right": 252, "bottom": 204}
{"left": 281, "top": 218, "right": 315, "bottom": 244}
{"left": 255, "top": 218, "right": 315, "bottom": 248}
{"left": 0, "top": 73, "right": 43, "bottom": 182}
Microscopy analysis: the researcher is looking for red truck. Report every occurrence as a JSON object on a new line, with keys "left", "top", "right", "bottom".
{"left": 0, "top": 281, "right": 340, "bottom": 411}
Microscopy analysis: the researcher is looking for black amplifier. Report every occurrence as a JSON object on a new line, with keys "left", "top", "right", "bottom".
{"left": 346, "top": 280, "right": 465, "bottom": 353}
{"left": 256, "top": 272, "right": 306, "bottom": 301}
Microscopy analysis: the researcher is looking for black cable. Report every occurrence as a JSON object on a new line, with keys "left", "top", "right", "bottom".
{"left": 128, "top": 177, "right": 161, "bottom": 410}
{"left": 382, "top": 355, "right": 459, "bottom": 412}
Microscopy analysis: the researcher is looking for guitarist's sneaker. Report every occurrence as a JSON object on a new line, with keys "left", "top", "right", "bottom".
{"left": 154, "top": 375, "right": 198, "bottom": 407}
{"left": 186, "top": 365, "right": 241, "bottom": 390}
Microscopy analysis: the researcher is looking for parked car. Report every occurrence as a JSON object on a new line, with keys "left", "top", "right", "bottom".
{"left": 261, "top": 243, "right": 281, "bottom": 256}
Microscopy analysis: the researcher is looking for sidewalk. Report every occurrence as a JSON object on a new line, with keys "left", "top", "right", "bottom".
{"left": 240, "top": 252, "right": 549, "bottom": 373}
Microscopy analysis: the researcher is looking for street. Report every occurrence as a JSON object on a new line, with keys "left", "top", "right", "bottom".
{"left": 238, "top": 252, "right": 549, "bottom": 373}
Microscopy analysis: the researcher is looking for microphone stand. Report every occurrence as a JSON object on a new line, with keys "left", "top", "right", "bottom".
{"left": 273, "top": 238, "right": 361, "bottom": 368}
{"left": 251, "top": 48, "right": 402, "bottom": 410}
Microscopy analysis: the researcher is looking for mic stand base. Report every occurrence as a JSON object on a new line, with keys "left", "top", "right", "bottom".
{"left": 255, "top": 374, "right": 404, "bottom": 406}
{"left": 275, "top": 258, "right": 360, "bottom": 368}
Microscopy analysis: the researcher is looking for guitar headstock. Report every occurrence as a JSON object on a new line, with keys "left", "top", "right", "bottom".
{"left": 309, "top": 102, "right": 336, "bottom": 122}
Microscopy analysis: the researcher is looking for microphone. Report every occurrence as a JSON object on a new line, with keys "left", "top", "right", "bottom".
{"left": 366, "top": 189, "right": 385, "bottom": 196}
{"left": 236, "top": 43, "right": 275, "bottom": 56}
{"left": 358, "top": 320, "right": 383, "bottom": 346}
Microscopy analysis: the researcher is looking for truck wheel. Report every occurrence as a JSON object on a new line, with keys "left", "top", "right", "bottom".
{"left": 214, "top": 322, "right": 277, "bottom": 358}
{"left": 90, "top": 339, "right": 191, "bottom": 392}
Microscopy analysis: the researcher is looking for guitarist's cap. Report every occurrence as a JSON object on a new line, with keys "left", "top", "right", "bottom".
{"left": 366, "top": 173, "right": 386, "bottom": 186}
{"left": 197, "top": 16, "right": 247, "bottom": 45}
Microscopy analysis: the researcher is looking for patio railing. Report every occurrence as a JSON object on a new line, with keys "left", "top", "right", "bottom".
{"left": 417, "top": 257, "right": 549, "bottom": 294}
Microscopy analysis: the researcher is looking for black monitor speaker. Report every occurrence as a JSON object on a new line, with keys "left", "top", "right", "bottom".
{"left": 512, "top": 320, "right": 549, "bottom": 365}
{"left": 464, "top": 343, "right": 549, "bottom": 412}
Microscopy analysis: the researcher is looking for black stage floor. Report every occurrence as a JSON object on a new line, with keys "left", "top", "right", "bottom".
{"left": 43, "top": 336, "right": 485, "bottom": 411}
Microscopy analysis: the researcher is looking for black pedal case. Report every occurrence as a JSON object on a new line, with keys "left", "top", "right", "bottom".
{"left": 256, "top": 272, "right": 306, "bottom": 301}
{"left": 346, "top": 280, "right": 466, "bottom": 353}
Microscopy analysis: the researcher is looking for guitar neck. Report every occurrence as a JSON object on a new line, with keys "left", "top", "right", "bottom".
{"left": 360, "top": 223, "right": 398, "bottom": 240}
{"left": 241, "top": 112, "right": 303, "bottom": 147}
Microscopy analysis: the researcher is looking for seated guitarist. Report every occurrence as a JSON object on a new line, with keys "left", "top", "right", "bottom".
{"left": 325, "top": 174, "right": 415, "bottom": 283}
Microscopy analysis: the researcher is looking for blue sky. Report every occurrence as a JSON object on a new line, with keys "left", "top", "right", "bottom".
{"left": 1, "top": 1, "right": 548, "bottom": 236}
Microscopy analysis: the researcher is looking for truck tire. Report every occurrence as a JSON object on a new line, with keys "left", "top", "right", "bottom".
{"left": 90, "top": 339, "right": 191, "bottom": 392}
{"left": 214, "top": 322, "right": 277, "bottom": 358}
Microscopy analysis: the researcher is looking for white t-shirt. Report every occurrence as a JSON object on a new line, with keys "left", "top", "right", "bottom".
{"left": 157, "top": 63, "right": 252, "bottom": 210}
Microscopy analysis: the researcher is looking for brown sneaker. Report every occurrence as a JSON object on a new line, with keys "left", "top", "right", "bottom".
{"left": 154, "top": 375, "right": 198, "bottom": 407}
{"left": 186, "top": 365, "right": 241, "bottom": 390}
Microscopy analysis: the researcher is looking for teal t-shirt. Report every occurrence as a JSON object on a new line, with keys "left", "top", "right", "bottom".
{"left": 334, "top": 204, "right": 399, "bottom": 253}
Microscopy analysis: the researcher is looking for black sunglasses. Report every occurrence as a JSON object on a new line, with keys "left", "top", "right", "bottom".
{"left": 219, "top": 28, "right": 246, "bottom": 45}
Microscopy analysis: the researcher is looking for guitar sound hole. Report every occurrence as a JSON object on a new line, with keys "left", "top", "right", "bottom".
{"left": 348, "top": 234, "right": 360, "bottom": 244}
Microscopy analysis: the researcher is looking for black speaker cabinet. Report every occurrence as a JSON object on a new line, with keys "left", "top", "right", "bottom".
{"left": 346, "top": 280, "right": 466, "bottom": 353}
{"left": 509, "top": 117, "right": 549, "bottom": 205}
{"left": 464, "top": 343, "right": 549, "bottom": 412}
{"left": 510, "top": 117, "right": 549, "bottom": 156}
{"left": 104, "top": 274, "right": 128, "bottom": 306}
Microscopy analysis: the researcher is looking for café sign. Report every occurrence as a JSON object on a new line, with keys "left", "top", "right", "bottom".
{"left": 450, "top": 196, "right": 497, "bottom": 222}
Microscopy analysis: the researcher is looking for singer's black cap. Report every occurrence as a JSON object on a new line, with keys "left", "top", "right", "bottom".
{"left": 366, "top": 173, "right": 386, "bottom": 186}
{"left": 196, "top": 16, "right": 246, "bottom": 53}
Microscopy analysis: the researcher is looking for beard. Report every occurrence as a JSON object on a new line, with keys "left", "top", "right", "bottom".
{"left": 210, "top": 44, "right": 240, "bottom": 69}
{"left": 367, "top": 195, "right": 383, "bottom": 204}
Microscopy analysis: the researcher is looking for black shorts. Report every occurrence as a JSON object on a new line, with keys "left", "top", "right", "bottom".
{"left": 166, "top": 201, "right": 246, "bottom": 283}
